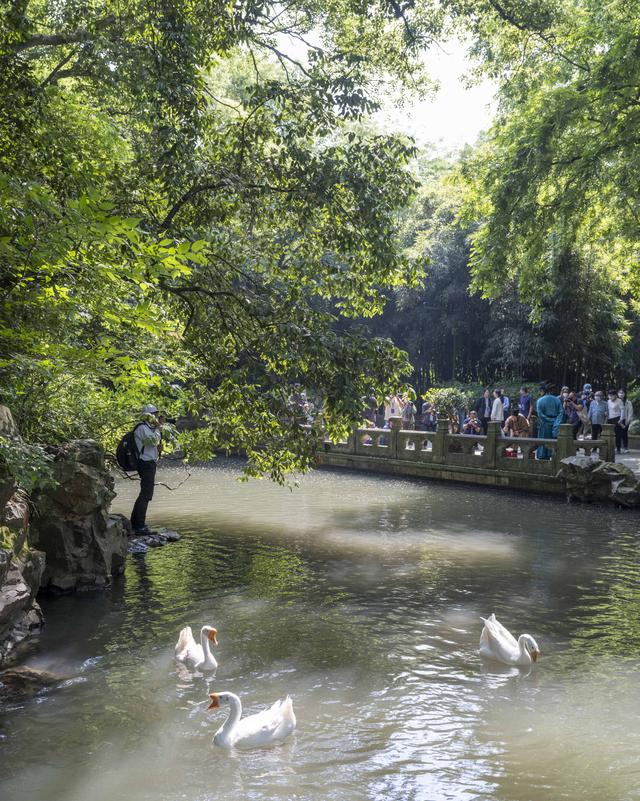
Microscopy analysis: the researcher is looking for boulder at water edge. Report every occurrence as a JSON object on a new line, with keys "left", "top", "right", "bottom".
{"left": 558, "top": 456, "right": 640, "bottom": 507}
{"left": 30, "top": 440, "right": 129, "bottom": 592}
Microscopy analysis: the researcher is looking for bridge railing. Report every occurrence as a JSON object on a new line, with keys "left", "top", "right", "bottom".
{"left": 317, "top": 418, "right": 615, "bottom": 474}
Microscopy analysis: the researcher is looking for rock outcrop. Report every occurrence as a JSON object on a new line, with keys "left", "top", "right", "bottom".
{"left": 0, "top": 406, "right": 45, "bottom": 665}
{"left": 558, "top": 456, "right": 640, "bottom": 507}
{"left": 128, "top": 527, "right": 181, "bottom": 554}
{"left": 0, "top": 666, "right": 62, "bottom": 704}
{"left": 30, "top": 440, "right": 129, "bottom": 592}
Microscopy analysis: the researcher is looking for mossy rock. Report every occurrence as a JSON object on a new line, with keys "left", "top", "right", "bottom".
{"left": 0, "top": 526, "right": 17, "bottom": 553}
{"left": 0, "top": 525, "right": 28, "bottom": 562}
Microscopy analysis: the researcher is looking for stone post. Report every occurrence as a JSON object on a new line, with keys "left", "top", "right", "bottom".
{"left": 389, "top": 416, "right": 403, "bottom": 459}
{"left": 554, "top": 423, "right": 575, "bottom": 468}
{"left": 485, "top": 421, "right": 500, "bottom": 469}
{"left": 350, "top": 425, "right": 359, "bottom": 455}
{"left": 602, "top": 423, "right": 616, "bottom": 462}
{"left": 432, "top": 415, "right": 449, "bottom": 464}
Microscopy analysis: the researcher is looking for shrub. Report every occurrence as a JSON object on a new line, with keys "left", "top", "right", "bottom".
{"left": 423, "top": 387, "right": 473, "bottom": 425}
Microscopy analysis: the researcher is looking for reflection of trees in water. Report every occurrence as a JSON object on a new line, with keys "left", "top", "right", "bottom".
{"left": 115, "top": 503, "right": 640, "bottom": 673}
{"left": 567, "top": 531, "right": 640, "bottom": 658}
{"left": 244, "top": 544, "right": 311, "bottom": 601}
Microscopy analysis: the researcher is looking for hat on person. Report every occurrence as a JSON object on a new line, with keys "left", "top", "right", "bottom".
{"left": 142, "top": 403, "right": 158, "bottom": 414}
{"left": 583, "top": 383, "right": 592, "bottom": 392}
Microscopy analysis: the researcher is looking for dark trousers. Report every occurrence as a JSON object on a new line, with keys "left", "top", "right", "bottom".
{"left": 620, "top": 425, "right": 629, "bottom": 450}
{"left": 608, "top": 416, "right": 620, "bottom": 451}
{"left": 481, "top": 417, "right": 490, "bottom": 435}
{"left": 591, "top": 424, "right": 602, "bottom": 441}
{"left": 131, "top": 459, "right": 157, "bottom": 531}
{"left": 614, "top": 420, "right": 628, "bottom": 451}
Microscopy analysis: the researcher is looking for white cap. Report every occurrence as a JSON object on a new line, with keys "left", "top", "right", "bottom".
{"left": 142, "top": 404, "right": 158, "bottom": 414}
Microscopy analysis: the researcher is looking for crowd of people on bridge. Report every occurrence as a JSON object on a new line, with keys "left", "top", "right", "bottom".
{"left": 359, "top": 383, "right": 635, "bottom": 456}
{"left": 287, "top": 380, "right": 635, "bottom": 457}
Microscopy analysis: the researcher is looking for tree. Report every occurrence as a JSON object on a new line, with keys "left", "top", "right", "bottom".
{"left": 453, "top": 0, "right": 640, "bottom": 306}
{"left": 364, "top": 152, "right": 637, "bottom": 390}
{"left": 363, "top": 156, "right": 494, "bottom": 391}
{"left": 0, "top": 0, "right": 445, "bottom": 480}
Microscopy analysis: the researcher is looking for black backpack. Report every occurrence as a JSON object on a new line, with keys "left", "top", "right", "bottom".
{"left": 115, "top": 423, "right": 145, "bottom": 472}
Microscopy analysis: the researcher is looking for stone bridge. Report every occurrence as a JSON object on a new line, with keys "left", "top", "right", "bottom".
{"left": 314, "top": 418, "right": 616, "bottom": 495}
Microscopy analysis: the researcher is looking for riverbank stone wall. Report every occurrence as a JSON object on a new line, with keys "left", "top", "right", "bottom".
{"left": 30, "top": 440, "right": 129, "bottom": 593}
{"left": 0, "top": 407, "right": 45, "bottom": 664}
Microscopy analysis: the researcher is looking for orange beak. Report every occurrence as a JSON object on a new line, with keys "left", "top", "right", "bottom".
{"left": 531, "top": 650, "right": 540, "bottom": 663}
{"left": 208, "top": 628, "right": 219, "bottom": 645}
{"left": 208, "top": 693, "right": 220, "bottom": 710}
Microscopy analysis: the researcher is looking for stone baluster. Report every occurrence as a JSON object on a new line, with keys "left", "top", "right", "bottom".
{"left": 602, "top": 423, "right": 615, "bottom": 462}
{"left": 350, "top": 425, "right": 359, "bottom": 455}
{"left": 485, "top": 421, "right": 500, "bottom": 468}
{"left": 554, "top": 423, "right": 575, "bottom": 469}
{"left": 432, "top": 415, "right": 449, "bottom": 464}
{"left": 389, "top": 416, "right": 403, "bottom": 459}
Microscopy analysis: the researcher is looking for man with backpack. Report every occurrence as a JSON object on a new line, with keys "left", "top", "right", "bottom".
{"left": 129, "top": 403, "right": 162, "bottom": 535}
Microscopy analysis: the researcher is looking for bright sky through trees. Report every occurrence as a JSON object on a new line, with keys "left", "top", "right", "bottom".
{"left": 375, "top": 39, "right": 496, "bottom": 151}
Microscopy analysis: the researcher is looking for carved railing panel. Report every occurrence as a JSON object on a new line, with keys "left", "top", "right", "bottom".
{"left": 314, "top": 422, "right": 606, "bottom": 478}
{"left": 356, "top": 428, "right": 391, "bottom": 456}
{"left": 574, "top": 438, "right": 608, "bottom": 461}
{"left": 397, "top": 431, "right": 435, "bottom": 461}
{"left": 445, "top": 434, "right": 485, "bottom": 465}
{"left": 497, "top": 437, "right": 556, "bottom": 473}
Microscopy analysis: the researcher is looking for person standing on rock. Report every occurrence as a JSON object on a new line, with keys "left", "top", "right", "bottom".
{"left": 130, "top": 404, "right": 162, "bottom": 535}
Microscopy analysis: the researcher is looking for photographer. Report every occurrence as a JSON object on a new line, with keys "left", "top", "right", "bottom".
{"left": 130, "top": 403, "right": 163, "bottom": 536}
{"left": 562, "top": 390, "right": 582, "bottom": 439}
{"left": 462, "top": 410, "right": 483, "bottom": 435}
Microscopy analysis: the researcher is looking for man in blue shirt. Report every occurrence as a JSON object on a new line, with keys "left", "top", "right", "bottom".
{"left": 462, "top": 410, "right": 483, "bottom": 434}
{"left": 501, "top": 388, "right": 510, "bottom": 416}
{"left": 518, "top": 386, "right": 532, "bottom": 418}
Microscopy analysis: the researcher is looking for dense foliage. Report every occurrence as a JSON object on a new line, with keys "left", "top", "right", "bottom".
{"left": 363, "top": 156, "right": 639, "bottom": 392}
{"left": 0, "top": 0, "right": 447, "bottom": 479}
{"left": 3, "top": 0, "right": 640, "bottom": 485}
{"left": 456, "top": 0, "right": 640, "bottom": 317}
{"left": 361, "top": 0, "right": 640, "bottom": 393}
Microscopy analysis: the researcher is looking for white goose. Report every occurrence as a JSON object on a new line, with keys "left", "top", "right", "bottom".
{"left": 175, "top": 625, "right": 218, "bottom": 671}
{"left": 208, "top": 691, "right": 296, "bottom": 748}
{"left": 479, "top": 613, "right": 541, "bottom": 666}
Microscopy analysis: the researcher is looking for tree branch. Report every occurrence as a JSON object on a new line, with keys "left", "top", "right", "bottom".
{"left": 5, "top": 17, "right": 119, "bottom": 54}
{"left": 159, "top": 182, "right": 230, "bottom": 231}
{"left": 39, "top": 50, "right": 78, "bottom": 87}
{"left": 487, "top": 0, "right": 590, "bottom": 72}
{"left": 159, "top": 179, "right": 299, "bottom": 231}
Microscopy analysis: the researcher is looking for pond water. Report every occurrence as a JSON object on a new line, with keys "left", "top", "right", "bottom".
{"left": 1, "top": 461, "right": 640, "bottom": 801}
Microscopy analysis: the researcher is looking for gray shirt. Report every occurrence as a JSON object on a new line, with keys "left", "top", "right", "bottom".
{"left": 134, "top": 422, "right": 161, "bottom": 462}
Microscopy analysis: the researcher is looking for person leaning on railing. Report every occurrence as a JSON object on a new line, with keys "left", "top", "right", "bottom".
{"left": 503, "top": 408, "right": 530, "bottom": 438}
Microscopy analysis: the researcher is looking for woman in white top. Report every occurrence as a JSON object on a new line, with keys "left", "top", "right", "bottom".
{"left": 617, "top": 389, "right": 634, "bottom": 453}
{"left": 607, "top": 389, "right": 624, "bottom": 454}
{"left": 491, "top": 389, "right": 505, "bottom": 423}
{"left": 384, "top": 393, "right": 404, "bottom": 424}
